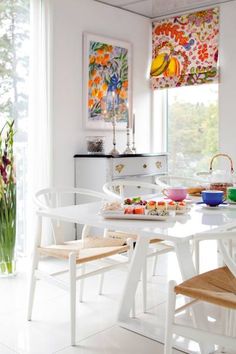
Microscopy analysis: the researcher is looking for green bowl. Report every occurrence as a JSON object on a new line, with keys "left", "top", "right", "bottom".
{"left": 227, "top": 187, "right": 236, "bottom": 202}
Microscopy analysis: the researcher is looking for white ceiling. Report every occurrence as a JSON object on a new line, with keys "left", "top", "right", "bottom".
{"left": 94, "top": 0, "right": 232, "bottom": 18}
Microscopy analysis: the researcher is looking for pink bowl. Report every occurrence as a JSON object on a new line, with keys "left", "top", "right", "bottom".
{"left": 162, "top": 187, "right": 187, "bottom": 202}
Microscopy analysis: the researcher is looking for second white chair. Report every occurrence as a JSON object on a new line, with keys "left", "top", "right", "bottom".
{"left": 165, "top": 224, "right": 236, "bottom": 354}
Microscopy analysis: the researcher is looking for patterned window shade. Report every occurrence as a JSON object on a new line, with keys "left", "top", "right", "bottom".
{"left": 150, "top": 8, "right": 219, "bottom": 90}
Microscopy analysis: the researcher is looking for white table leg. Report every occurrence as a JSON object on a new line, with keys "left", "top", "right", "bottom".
{"left": 175, "top": 241, "right": 215, "bottom": 354}
{"left": 174, "top": 241, "right": 197, "bottom": 280}
{"left": 117, "top": 235, "right": 149, "bottom": 322}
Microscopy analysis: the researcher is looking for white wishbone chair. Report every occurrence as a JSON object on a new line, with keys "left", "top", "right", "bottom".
{"left": 164, "top": 223, "right": 236, "bottom": 354}
{"left": 27, "top": 187, "right": 134, "bottom": 346}
{"left": 155, "top": 174, "right": 207, "bottom": 190}
{"left": 103, "top": 179, "right": 175, "bottom": 312}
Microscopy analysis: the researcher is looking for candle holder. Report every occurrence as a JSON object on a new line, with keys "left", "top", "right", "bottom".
{"left": 132, "top": 131, "right": 136, "bottom": 154}
{"left": 123, "top": 126, "right": 133, "bottom": 154}
{"left": 109, "top": 115, "right": 120, "bottom": 156}
{"left": 131, "top": 113, "right": 136, "bottom": 154}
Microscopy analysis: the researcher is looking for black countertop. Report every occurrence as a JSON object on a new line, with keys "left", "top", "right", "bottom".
{"left": 74, "top": 153, "right": 167, "bottom": 158}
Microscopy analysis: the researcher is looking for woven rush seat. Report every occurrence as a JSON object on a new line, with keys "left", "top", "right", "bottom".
{"left": 38, "top": 243, "right": 129, "bottom": 263}
{"left": 106, "top": 231, "right": 163, "bottom": 245}
{"left": 175, "top": 266, "right": 236, "bottom": 309}
{"left": 67, "top": 236, "right": 127, "bottom": 247}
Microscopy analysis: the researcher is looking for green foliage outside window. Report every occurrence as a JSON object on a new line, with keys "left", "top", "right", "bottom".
{"left": 167, "top": 84, "right": 219, "bottom": 176}
{"left": 0, "top": 0, "right": 29, "bottom": 126}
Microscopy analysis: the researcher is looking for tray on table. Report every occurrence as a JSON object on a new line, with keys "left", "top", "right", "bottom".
{"left": 100, "top": 210, "right": 169, "bottom": 221}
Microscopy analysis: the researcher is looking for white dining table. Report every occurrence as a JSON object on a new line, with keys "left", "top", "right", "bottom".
{"left": 38, "top": 201, "right": 236, "bottom": 353}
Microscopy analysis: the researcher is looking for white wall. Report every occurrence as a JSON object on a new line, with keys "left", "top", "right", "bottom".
{"left": 219, "top": 1, "right": 236, "bottom": 167}
{"left": 51, "top": 0, "right": 236, "bottom": 190}
{"left": 52, "top": 0, "right": 151, "bottom": 187}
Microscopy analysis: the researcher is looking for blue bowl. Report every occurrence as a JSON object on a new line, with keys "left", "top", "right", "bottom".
{"left": 202, "top": 190, "right": 224, "bottom": 207}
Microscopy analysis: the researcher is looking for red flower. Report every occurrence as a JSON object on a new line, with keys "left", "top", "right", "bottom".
{"left": 198, "top": 43, "right": 209, "bottom": 62}
{"left": 0, "top": 164, "right": 8, "bottom": 184}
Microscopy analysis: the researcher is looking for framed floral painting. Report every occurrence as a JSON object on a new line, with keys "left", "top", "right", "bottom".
{"left": 83, "top": 33, "right": 132, "bottom": 130}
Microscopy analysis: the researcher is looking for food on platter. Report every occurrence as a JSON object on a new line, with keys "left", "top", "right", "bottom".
{"left": 133, "top": 206, "right": 145, "bottom": 214}
{"left": 101, "top": 197, "right": 189, "bottom": 218}
{"left": 167, "top": 201, "right": 177, "bottom": 210}
{"left": 124, "top": 206, "right": 134, "bottom": 214}
{"left": 124, "top": 197, "right": 139, "bottom": 205}
{"left": 147, "top": 209, "right": 169, "bottom": 216}
{"left": 124, "top": 206, "right": 145, "bottom": 215}
{"left": 156, "top": 201, "right": 167, "bottom": 211}
{"left": 124, "top": 197, "right": 147, "bottom": 206}
{"left": 146, "top": 200, "right": 156, "bottom": 210}
{"left": 176, "top": 201, "right": 187, "bottom": 211}
{"left": 102, "top": 201, "right": 123, "bottom": 212}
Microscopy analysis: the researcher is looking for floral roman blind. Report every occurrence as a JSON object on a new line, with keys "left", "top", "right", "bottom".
{"left": 150, "top": 8, "right": 219, "bottom": 89}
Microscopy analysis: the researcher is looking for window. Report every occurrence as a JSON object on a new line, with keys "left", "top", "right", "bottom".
{"left": 153, "top": 84, "right": 219, "bottom": 176}
{"left": 0, "top": 0, "right": 30, "bottom": 254}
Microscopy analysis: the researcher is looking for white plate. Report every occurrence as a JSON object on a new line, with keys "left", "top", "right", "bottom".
{"left": 201, "top": 204, "right": 229, "bottom": 209}
{"left": 100, "top": 210, "right": 168, "bottom": 221}
{"left": 227, "top": 200, "right": 236, "bottom": 205}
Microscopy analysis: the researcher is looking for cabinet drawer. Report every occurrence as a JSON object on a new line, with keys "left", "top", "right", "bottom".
{"left": 112, "top": 155, "right": 167, "bottom": 178}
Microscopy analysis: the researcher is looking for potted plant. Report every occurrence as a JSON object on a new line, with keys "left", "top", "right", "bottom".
{"left": 0, "top": 121, "right": 16, "bottom": 276}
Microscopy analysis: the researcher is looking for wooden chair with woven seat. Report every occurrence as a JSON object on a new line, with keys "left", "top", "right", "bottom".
{"left": 103, "top": 179, "right": 175, "bottom": 312}
{"left": 27, "top": 187, "right": 134, "bottom": 346}
{"left": 164, "top": 224, "right": 236, "bottom": 354}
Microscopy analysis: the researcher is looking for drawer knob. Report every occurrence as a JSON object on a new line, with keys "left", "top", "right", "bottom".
{"left": 155, "top": 161, "right": 162, "bottom": 169}
{"left": 115, "top": 164, "right": 125, "bottom": 173}
{"left": 143, "top": 164, "right": 147, "bottom": 169}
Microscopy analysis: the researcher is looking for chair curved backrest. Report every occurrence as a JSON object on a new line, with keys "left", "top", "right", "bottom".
{"left": 35, "top": 187, "right": 108, "bottom": 209}
{"left": 103, "top": 179, "right": 163, "bottom": 200}
{"left": 155, "top": 175, "right": 207, "bottom": 189}
{"left": 195, "top": 222, "right": 236, "bottom": 277}
{"left": 34, "top": 187, "right": 109, "bottom": 244}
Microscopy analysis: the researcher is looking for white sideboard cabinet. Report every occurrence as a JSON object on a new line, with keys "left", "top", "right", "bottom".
{"left": 74, "top": 153, "right": 168, "bottom": 194}
{"left": 73, "top": 153, "right": 168, "bottom": 237}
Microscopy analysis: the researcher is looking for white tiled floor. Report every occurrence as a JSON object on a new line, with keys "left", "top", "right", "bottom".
{"left": 0, "top": 243, "right": 234, "bottom": 354}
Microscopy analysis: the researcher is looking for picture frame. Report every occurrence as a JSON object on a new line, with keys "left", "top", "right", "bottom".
{"left": 83, "top": 32, "right": 132, "bottom": 130}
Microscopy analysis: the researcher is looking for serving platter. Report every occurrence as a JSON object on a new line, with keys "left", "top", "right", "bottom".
{"left": 100, "top": 210, "right": 169, "bottom": 221}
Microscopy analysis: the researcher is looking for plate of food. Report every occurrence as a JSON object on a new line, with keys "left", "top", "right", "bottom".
{"left": 101, "top": 198, "right": 190, "bottom": 220}
{"left": 100, "top": 210, "right": 169, "bottom": 221}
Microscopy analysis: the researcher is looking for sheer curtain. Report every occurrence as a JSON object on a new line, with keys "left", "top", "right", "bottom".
{"left": 27, "top": 0, "right": 53, "bottom": 250}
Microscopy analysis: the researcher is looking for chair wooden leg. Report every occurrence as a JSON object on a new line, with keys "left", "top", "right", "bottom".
{"left": 152, "top": 254, "right": 158, "bottom": 276}
{"left": 164, "top": 280, "right": 176, "bottom": 354}
{"left": 69, "top": 252, "right": 77, "bottom": 346}
{"left": 79, "top": 264, "right": 86, "bottom": 302}
{"left": 27, "top": 249, "right": 39, "bottom": 320}
{"left": 142, "top": 259, "right": 147, "bottom": 313}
